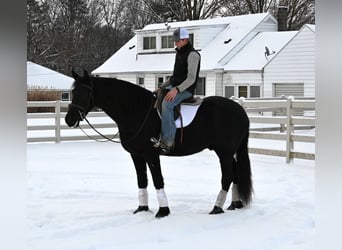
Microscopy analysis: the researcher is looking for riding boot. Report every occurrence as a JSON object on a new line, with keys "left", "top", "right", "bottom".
{"left": 150, "top": 137, "right": 174, "bottom": 153}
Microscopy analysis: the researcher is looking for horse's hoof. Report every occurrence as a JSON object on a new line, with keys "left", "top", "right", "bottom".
{"left": 227, "top": 201, "right": 244, "bottom": 210}
{"left": 155, "top": 207, "right": 170, "bottom": 218}
{"left": 209, "top": 205, "right": 224, "bottom": 214}
{"left": 133, "top": 205, "right": 149, "bottom": 214}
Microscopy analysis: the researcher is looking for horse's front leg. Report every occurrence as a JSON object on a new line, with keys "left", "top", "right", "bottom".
{"left": 147, "top": 155, "right": 170, "bottom": 218}
{"left": 131, "top": 154, "right": 150, "bottom": 214}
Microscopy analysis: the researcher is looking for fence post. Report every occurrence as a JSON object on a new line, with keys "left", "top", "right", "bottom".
{"left": 55, "top": 100, "right": 61, "bottom": 143}
{"left": 285, "top": 97, "right": 294, "bottom": 163}
{"left": 280, "top": 95, "right": 287, "bottom": 132}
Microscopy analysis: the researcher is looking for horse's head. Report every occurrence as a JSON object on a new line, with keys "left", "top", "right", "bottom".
{"left": 65, "top": 69, "right": 94, "bottom": 128}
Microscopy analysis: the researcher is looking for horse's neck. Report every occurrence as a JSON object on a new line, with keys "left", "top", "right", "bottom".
{"left": 92, "top": 78, "right": 153, "bottom": 132}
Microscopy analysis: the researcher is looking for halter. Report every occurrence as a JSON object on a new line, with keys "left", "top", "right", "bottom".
{"left": 69, "top": 82, "right": 93, "bottom": 119}
{"left": 69, "top": 77, "right": 155, "bottom": 144}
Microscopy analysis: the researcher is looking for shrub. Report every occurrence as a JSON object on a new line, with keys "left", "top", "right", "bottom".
{"left": 27, "top": 85, "right": 61, "bottom": 113}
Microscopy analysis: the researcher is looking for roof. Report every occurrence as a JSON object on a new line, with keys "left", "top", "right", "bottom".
{"left": 92, "top": 13, "right": 276, "bottom": 74}
{"left": 27, "top": 61, "right": 73, "bottom": 90}
{"left": 306, "top": 24, "right": 315, "bottom": 32}
{"left": 224, "top": 31, "right": 297, "bottom": 71}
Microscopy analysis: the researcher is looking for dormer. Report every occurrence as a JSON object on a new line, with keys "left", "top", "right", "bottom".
{"left": 135, "top": 23, "right": 228, "bottom": 55}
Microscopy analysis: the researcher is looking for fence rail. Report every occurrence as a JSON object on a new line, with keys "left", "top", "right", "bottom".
{"left": 27, "top": 97, "right": 315, "bottom": 163}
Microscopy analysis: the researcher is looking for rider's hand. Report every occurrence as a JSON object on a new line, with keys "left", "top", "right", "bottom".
{"left": 164, "top": 88, "right": 179, "bottom": 102}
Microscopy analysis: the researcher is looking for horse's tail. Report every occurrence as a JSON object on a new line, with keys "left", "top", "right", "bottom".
{"left": 236, "top": 131, "right": 253, "bottom": 205}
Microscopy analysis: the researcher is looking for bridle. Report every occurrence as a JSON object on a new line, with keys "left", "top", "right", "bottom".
{"left": 69, "top": 77, "right": 155, "bottom": 144}
{"left": 69, "top": 81, "right": 93, "bottom": 120}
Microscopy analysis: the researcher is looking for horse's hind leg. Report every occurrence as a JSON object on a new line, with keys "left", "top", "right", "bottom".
{"left": 227, "top": 156, "right": 244, "bottom": 210}
{"left": 209, "top": 151, "right": 234, "bottom": 214}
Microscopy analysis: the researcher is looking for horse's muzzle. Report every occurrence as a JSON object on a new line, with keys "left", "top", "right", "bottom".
{"left": 65, "top": 109, "right": 82, "bottom": 128}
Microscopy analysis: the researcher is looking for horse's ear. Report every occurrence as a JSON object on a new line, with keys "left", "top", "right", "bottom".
{"left": 72, "top": 69, "right": 79, "bottom": 80}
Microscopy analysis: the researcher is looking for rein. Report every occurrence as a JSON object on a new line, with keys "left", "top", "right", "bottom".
{"left": 78, "top": 111, "right": 121, "bottom": 143}
{"left": 75, "top": 88, "right": 155, "bottom": 144}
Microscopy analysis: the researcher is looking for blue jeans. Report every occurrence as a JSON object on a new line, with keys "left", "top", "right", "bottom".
{"left": 161, "top": 87, "right": 192, "bottom": 146}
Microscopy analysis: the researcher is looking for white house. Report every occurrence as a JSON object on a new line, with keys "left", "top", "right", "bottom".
{"left": 263, "top": 24, "right": 315, "bottom": 98}
{"left": 222, "top": 30, "right": 297, "bottom": 98}
{"left": 27, "top": 61, "right": 73, "bottom": 100}
{"left": 92, "top": 13, "right": 315, "bottom": 99}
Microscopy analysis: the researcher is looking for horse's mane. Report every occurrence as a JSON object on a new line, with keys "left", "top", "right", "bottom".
{"left": 92, "top": 76, "right": 153, "bottom": 99}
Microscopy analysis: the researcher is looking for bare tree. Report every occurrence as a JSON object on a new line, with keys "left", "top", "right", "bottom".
{"left": 146, "top": 0, "right": 227, "bottom": 21}
{"left": 219, "top": 0, "right": 315, "bottom": 30}
{"left": 285, "top": 0, "right": 315, "bottom": 30}
{"left": 27, "top": 0, "right": 52, "bottom": 65}
{"left": 27, "top": 0, "right": 315, "bottom": 77}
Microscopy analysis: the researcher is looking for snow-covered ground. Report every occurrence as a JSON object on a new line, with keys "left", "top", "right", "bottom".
{"left": 27, "top": 141, "right": 315, "bottom": 250}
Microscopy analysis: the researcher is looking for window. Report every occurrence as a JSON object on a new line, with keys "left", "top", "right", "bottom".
{"left": 250, "top": 86, "right": 260, "bottom": 98}
{"left": 224, "top": 86, "right": 234, "bottom": 98}
{"left": 238, "top": 86, "right": 247, "bottom": 98}
{"left": 225, "top": 85, "right": 260, "bottom": 98}
{"left": 61, "top": 91, "right": 70, "bottom": 101}
{"left": 161, "top": 36, "right": 174, "bottom": 49}
{"left": 137, "top": 77, "right": 144, "bottom": 86}
{"left": 157, "top": 77, "right": 164, "bottom": 88}
{"left": 195, "top": 77, "right": 206, "bottom": 96}
{"left": 155, "top": 75, "right": 171, "bottom": 88}
{"left": 143, "top": 36, "right": 156, "bottom": 50}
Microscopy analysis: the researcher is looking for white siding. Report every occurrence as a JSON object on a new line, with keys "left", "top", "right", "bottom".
{"left": 226, "top": 72, "right": 262, "bottom": 84}
{"left": 114, "top": 74, "right": 137, "bottom": 83}
{"left": 113, "top": 73, "right": 160, "bottom": 91}
{"left": 205, "top": 72, "right": 216, "bottom": 96}
{"left": 264, "top": 26, "right": 315, "bottom": 97}
{"left": 253, "top": 15, "right": 278, "bottom": 32}
{"left": 214, "top": 72, "right": 224, "bottom": 97}
{"left": 144, "top": 74, "right": 157, "bottom": 91}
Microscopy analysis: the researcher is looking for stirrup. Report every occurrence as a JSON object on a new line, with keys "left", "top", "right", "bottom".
{"left": 150, "top": 137, "right": 174, "bottom": 153}
{"left": 150, "top": 137, "right": 160, "bottom": 147}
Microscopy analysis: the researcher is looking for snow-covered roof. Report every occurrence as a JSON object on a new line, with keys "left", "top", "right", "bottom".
{"left": 92, "top": 13, "right": 276, "bottom": 74}
{"left": 306, "top": 24, "right": 315, "bottom": 32}
{"left": 27, "top": 61, "right": 73, "bottom": 90}
{"left": 224, "top": 31, "right": 297, "bottom": 71}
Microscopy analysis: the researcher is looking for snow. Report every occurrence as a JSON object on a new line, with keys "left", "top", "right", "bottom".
{"left": 28, "top": 139, "right": 315, "bottom": 250}
{"left": 27, "top": 61, "right": 73, "bottom": 90}
{"left": 224, "top": 31, "right": 297, "bottom": 71}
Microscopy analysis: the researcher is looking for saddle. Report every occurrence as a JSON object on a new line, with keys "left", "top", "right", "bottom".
{"left": 154, "top": 88, "right": 202, "bottom": 121}
{"left": 153, "top": 88, "right": 202, "bottom": 145}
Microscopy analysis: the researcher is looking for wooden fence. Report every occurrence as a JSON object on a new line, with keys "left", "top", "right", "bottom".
{"left": 27, "top": 97, "right": 315, "bottom": 163}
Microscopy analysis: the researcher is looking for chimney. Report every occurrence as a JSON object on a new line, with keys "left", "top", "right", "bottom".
{"left": 277, "top": 4, "right": 288, "bottom": 31}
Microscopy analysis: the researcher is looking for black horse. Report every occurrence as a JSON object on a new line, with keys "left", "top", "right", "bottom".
{"left": 65, "top": 70, "right": 252, "bottom": 218}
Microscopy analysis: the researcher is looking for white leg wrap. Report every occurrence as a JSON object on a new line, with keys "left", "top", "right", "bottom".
{"left": 232, "top": 184, "right": 240, "bottom": 202}
{"left": 215, "top": 190, "right": 228, "bottom": 208}
{"left": 156, "top": 189, "right": 169, "bottom": 207}
{"left": 138, "top": 188, "right": 148, "bottom": 206}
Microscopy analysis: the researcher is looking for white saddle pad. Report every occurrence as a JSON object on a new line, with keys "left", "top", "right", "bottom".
{"left": 175, "top": 104, "right": 201, "bottom": 128}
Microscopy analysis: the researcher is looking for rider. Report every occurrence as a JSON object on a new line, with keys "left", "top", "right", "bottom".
{"left": 151, "top": 27, "right": 201, "bottom": 153}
